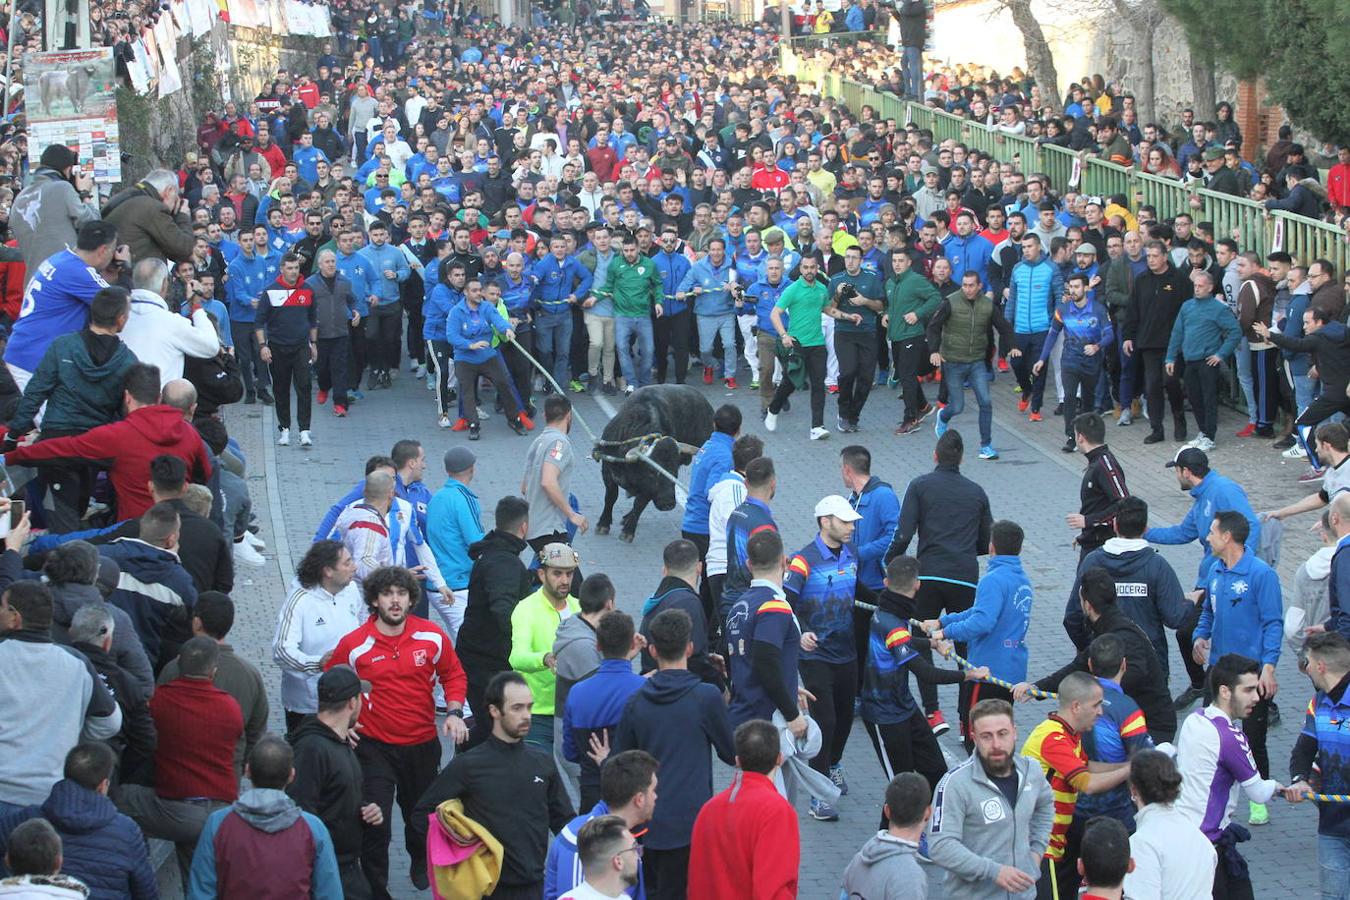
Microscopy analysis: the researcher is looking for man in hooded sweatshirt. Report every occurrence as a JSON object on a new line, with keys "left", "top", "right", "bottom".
{"left": 551, "top": 574, "right": 616, "bottom": 807}
{"left": 639, "top": 539, "right": 723, "bottom": 689}
{"left": 840, "top": 772, "right": 932, "bottom": 900}
{"left": 188, "top": 735, "right": 342, "bottom": 898}
{"left": 611, "top": 609, "right": 735, "bottom": 900}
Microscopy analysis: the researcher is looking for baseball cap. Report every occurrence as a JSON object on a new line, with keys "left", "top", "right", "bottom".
{"left": 814, "top": 495, "right": 863, "bottom": 522}
{"left": 1165, "top": 447, "right": 1209, "bottom": 472}
{"left": 317, "top": 665, "right": 370, "bottom": 703}
{"left": 443, "top": 446, "right": 476, "bottom": 474}
{"left": 1202, "top": 146, "right": 1225, "bottom": 162}
{"left": 1074, "top": 243, "right": 1097, "bottom": 256}
{"left": 539, "top": 542, "right": 580, "bottom": 569}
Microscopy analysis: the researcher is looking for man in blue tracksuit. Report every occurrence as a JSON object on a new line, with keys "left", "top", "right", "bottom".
{"left": 924, "top": 519, "right": 1033, "bottom": 747}
{"left": 1195, "top": 509, "right": 1283, "bottom": 809}
{"left": 650, "top": 230, "right": 694, "bottom": 384}
{"left": 358, "top": 221, "right": 410, "bottom": 387}
{"left": 677, "top": 238, "right": 739, "bottom": 386}
{"left": 1147, "top": 447, "right": 1261, "bottom": 706}
{"left": 787, "top": 495, "right": 868, "bottom": 821}
{"left": 681, "top": 405, "right": 740, "bottom": 615}
{"left": 943, "top": 212, "right": 995, "bottom": 291}
{"left": 1033, "top": 272, "right": 1114, "bottom": 447}
{"left": 530, "top": 235, "right": 593, "bottom": 390}
{"left": 1007, "top": 234, "right": 1065, "bottom": 418}
{"left": 544, "top": 749, "right": 656, "bottom": 900}
{"left": 744, "top": 260, "right": 788, "bottom": 413}
{"left": 560, "top": 614, "right": 648, "bottom": 813}
{"left": 843, "top": 446, "right": 900, "bottom": 595}
{"left": 424, "top": 260, "right": 465, "bottom": 424}
{"left": 225, "top": 227, "right": 279, "bottom": 403}
{"left": 335, "top": 229, "right": 376, "bottom": 395}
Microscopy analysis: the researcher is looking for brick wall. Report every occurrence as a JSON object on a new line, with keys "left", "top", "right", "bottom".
{"left": 1235, "top": 78, "right": 1286, "bottom": 162}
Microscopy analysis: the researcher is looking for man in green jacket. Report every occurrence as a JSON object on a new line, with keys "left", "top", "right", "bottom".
{"left": 509, "top": 542, "right": 581, "bottom": 751}
{"left": 765, "top": 256, "right": 843, "bottom": 440}
{"left": 885, "top": 250, "right": 942, "bottom": 434}
{"left": 5, "top": 286, "right": 137, "bottom": 532}
{"left": 604, "top": 233, "right": 663, "bottom": 393}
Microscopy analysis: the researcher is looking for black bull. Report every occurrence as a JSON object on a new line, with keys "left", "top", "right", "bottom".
{"left": 595, "top": 384, "right": 714, "bottom": 542}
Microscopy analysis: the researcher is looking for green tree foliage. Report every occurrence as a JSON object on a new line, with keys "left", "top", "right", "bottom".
{"left": 1159, "top": 0, "right": 1350, "bottom": 143}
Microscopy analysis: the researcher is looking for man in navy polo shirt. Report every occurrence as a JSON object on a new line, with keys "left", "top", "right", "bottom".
{"left": 787, "top": 494, "right": 868, "bottom": 822}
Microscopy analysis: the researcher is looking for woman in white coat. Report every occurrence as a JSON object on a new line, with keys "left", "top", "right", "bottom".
{"left": 1123, "top": 749, "right": 1217, "bottom": 900}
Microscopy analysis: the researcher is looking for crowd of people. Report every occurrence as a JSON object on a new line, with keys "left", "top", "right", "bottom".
{"left": 0, "top": 0, "right": 1345, "bottom": 898}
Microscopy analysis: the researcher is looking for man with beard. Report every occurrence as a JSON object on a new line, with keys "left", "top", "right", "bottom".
{"left": 412, "top": 672, "right": 574, "bottom": 898}
{"left": 325, "top": 566, "right": 469, "bottom": 898}
{"left": 927, "top": 700, "right": 1054, "bottom": 899}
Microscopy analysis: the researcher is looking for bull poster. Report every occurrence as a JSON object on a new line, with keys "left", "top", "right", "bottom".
{"left": 22, "top": 48, "right": 121, "bottom": 184}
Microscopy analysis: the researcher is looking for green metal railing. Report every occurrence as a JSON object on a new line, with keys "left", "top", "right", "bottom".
{"left": 780, "top": 42, "right": 1348, "bottom": 272}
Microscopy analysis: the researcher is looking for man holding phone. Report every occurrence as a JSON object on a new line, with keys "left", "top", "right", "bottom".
{"left": 11, "top": 144, "right": 101, "bottom": 284}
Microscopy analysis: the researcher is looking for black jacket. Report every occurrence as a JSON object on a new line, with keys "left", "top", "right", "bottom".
{"left": 72, "top": 639, "right": 156, "bottom": 780}
{"left": 411, "top": 736, "right": 573, "bottom": 889}
{"left": 884, "top": 463, "right": 992, "bottom": 584}
{"left": 1077, "top": 445, "right": 1129, "bottom": 549}
{"left": 639, "top": 575, "right": 725, "bottom": 691}
{"left": 95, "top": 498, "right": 232, "bottom": 594}
{"left": 1123, "top": 263, "right": 1192, "bottom": 350}
{"left": 1035, "top": 605, "right": 1177, "bottom": 742}
{"left": 890, "top": 0, "right": 927, "bottom": 47}
{"left": 1267, "top": 321, "right": 1350, "bottom": 397}
{"left": 458, "top": 530, "right": 534, "bottom": 679}
{"left": 287, "top": 717, "right": 364, "bottom": 865}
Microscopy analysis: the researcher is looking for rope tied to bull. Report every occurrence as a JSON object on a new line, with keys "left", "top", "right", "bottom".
{"left": 852, "top": 599, "right": 1058, "bottom": 700}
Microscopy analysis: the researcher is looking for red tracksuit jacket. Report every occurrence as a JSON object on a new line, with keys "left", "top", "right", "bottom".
{"left": 688, "top": 770, "right": 799, "bottom": 900}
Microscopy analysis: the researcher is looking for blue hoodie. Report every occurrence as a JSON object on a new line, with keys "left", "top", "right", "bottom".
{"left": 358, "top": 242, "right": 409, "bottom": 304}
{"left": 225, "top": 249, "right": 281, "bottom": 324}
{"left": 680, "top": 431, "right": 735, "bottom": 535}
{"left": 944, "top": 232, "right": 995, "bottom": 291}
{"left": 849, "top": 476, "right": 900, "bottom": 591}
{"left": 101, "top": 537, "right": 199, "bottom": 662}
{"left": 1196, "top": 550, "right": 1282, "bottom": 667}
{"left": 1144, "top": 470, "right": 1259, "bottom": 585}
{"left": 678, "top": 255, "right": 737, "bottom": 317}
{"left": 561, "top": 658, "right": 646, "bottom": 807}
{"left": 939, "top": 555, "right": 1033, "bottom": 683}
{"left": 335, "top": 250, "right": 376, "bottom": 317}
{"left": 446, "top": 299, "right": 512, "bottom": 365}
{"left": 543, "top": 800, "right": 646, "bottom": 900}
{"left": 426, "top": 479, "right": 483, "bottom": 590}
{"left": 423, "top": 282, "right": 462, "bottom": 343}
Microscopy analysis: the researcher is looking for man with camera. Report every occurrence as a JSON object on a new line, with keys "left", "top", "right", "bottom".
{"left": 10, "top": 144, "right": 100, "bottom": 284}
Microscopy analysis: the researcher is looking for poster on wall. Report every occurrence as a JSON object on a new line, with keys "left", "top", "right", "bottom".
{"left": 22, "top": 48, "right": 121, "bottom": 184}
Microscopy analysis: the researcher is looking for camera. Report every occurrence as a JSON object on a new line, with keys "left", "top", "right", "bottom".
{"left": 837, "top": 282, "right": 859, "bottom": 300}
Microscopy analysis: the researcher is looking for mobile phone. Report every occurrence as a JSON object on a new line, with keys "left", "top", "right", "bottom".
{"left": 9, "top": 500, "right": 23, "bottom": 529}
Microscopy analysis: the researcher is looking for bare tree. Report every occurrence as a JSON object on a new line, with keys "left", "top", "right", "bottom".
{"left": 1107, "top": 0, "right": 1162, "bottom": 125}
{"left": 1188, "top": 43, "right": 1216, "bottom": 124}
{"left": 995, "top": 0, "right": 1062, "bottom": 114}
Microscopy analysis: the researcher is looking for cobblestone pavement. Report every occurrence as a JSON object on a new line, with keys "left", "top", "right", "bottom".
{"left": 183, "top": 357, "right": 1324, "bottom": 899}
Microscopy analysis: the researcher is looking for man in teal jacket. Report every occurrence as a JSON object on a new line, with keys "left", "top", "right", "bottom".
{"left": 1164, "top": 269, "right": 1241, "bottom": 450}
{"left": 426, "top": 446, "right": 482, "bottom": 639}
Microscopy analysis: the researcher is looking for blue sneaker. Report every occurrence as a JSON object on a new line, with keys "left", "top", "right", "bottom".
{"left": 349, "top": 390, "right": 365, "bottom": 401}
{"left": 934, "top": 412, "right": 948, "bottom": 437}
{"left": 829, "top": 764, "right": 849, "bottom": 796}
{"left": 978, "top": 445, "right": 999, "bottom": 460}
{"left": 809, "top": 797, "right": 839, "bottom": 821}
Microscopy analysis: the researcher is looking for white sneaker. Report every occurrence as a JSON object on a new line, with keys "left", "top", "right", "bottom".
{"left": 1283, "top": 444, "right": 1308, "bottom": 459}
{"left": 414, "top": 364, "right": 426, "bottom": 379}
{"left": 427, "top": 376, "right": 437, "bottom": 391}
{"left": 476, "top": 407, "right": 490, "bottom": 421}
{"left": 764, "top": 410, "right": 778, "bottom": 432}
{"left": 1198, "top": 437, "right": 1216, "bottom": 452}
{"left": 233, "top": 538, "right": 266, "bottom": 567}
{"left": 243, "top": 531, "right": 266, "bottom": 550}
{"left": 299, "top": 430, "right": 313, "bottom": 447}
{"left": 1185, "top": 436, "right": 1205, "bottom": 449}
{"left": 810, "top": 426, "right": 831, "bottom": 440}
{"left": 276, "top": 428, "right": 290, "bottom": 446}
{"left": 439, "top": 414, "right": 451, "bottom": 429}
{"left": 409, "top": 359, "right": 420, "bottom": 373}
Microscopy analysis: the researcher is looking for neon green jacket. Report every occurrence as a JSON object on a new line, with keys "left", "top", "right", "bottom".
{"left": 508, "top": 587, "right": 580, "bottom": 716}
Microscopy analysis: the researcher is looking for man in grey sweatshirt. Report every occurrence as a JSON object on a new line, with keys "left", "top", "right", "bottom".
{"left": 841, "top": 771, "right": 933, "bottom": 899}
{"left": 926, "top": 698, "right": 1054, "bottom": 900}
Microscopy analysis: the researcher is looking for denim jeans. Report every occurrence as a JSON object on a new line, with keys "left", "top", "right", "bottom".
{"left": 939, "top": 360, "right": 993, "bottom": 445}
{"left": 534, "top": 310, "right": 573, "bottom": 388}
{"left": 697, "top": 312, "right": 737, "bottom": 377}
{"left": 1320, "top": 833, "right": 1350, "bottom": 900}
{"left": 1118, "top": 341, "right": 1141, "bottom": 406}
{"left": 901, "top": 45, "right": 923, "bottom": 97}
{"left": 615, "top": 315, "right": 654, "bottom": 388}
{"left": 1234, "top": 343, "right": 1257, "bottom": 423}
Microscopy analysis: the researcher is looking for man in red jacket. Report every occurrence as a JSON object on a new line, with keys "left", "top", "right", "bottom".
{"left": 2, "top": 363, "right": 213, "bottom": 522}
{"left": 326, "top": 564, "right": 468, "bottom": 897}
{"left": 688, "top": 719, "right": 800, "bottom": 900}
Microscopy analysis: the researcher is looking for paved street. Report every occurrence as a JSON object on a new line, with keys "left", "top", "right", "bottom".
{"left": 189, "top": 358, "right": 1325, "bottom": 898}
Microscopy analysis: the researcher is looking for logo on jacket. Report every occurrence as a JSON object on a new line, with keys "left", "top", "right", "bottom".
{"left": 981, "top": 799, "right": 1006, "bottom": 823}
{"left": 413, "top": 648, "right": 428, "bottom": 667}
{"left": 533, "top": 775, "right": 545, "bottom": 784}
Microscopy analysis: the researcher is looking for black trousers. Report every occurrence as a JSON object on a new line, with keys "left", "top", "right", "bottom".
{"left": 34, "top": 431, "right": 92, "bottom": 534}
{"left": 799, "top": 657, "right": 857, "bottom": 776}
{"left": 914, "top": 579, "right": 976, "bottom": 716}
{"left": 643, "top": 845, "right": 691, "bottom": 900}
{"left": 1251, "top": 346, "right": 1280, "bottom": 428}
{"left": 1139, "top": 348, "right": 1185, "bottom": 437}
{"left": 1298, "top": 396, "right": 1350, "bottom": 468}
{"left": 1185, "top": 359, "right": 1221, "bottom": 439}
{"left": 769, "top": 344, "right": 827, "bottom": 427}
{"left": 835, "top": 329, "right": 877, "bottom": 422}
{"left": 893, "top": 337, "right": 928, "bottom": 422}
{"left": 284, "top": 709, "right": 309, "bottom": 736}
{"left": 654, "top": 307, "right": 691, "bottom": 384}
{"left": 232, "top": 321, "right": 271, "bottom": 393}
{"left": 1177, "top": 603, "right": 1207, "bottom": 691}
{"left": 366, "top": 306, "right": 403, "bottom": 373}
{"left": 1212, "top": 855, "right": 1255, "bottom": 900}
{"left": 268, "top": 343, "right": 311, "bottom": 431}
{"left": 501, "top": 330, "right": 535, "bottom": 411}
{"left": 863, "top": 716, "right": 947, "bottom": 828}
{"left": 489, "top": 883, "right": 544, "bottom": 900}
{"left": 356, "top": 736, "right": 441, "bottom": 899}
{"left": 349, "top": 322, "right": 368, "bottom": 390}
{"left": 454, "top": 354, "right": 521, "bottom": 418}
{"left": 402, "top": 294, "right": 425, "bottom": 365}
{"left": 427, "top": 339, "right": 455, "bottom": 416}
{"left": 316, "top": 335, "right": 350, "bottom": 406}
{"left": 1060, "top": 367, "right": 1099, "bottom": 437}
{"left": 1036, "top": 816, "right": 1084, "bottom": 900}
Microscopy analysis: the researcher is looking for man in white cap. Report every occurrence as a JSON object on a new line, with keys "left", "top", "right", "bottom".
{"left": 510, "top": 542, "right": 581, "bottom": 754}
{"left": 784, "top": 494, "right": 867, "bottom": 822}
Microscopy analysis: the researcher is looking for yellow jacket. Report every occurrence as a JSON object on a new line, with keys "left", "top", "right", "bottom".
{"left": 430, "top": 799, "right": 505, "bottom": 900}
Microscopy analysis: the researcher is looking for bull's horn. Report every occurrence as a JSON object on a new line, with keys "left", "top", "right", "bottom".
{"left": 674, "top": 441, "right": 702, "bottom": 455}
